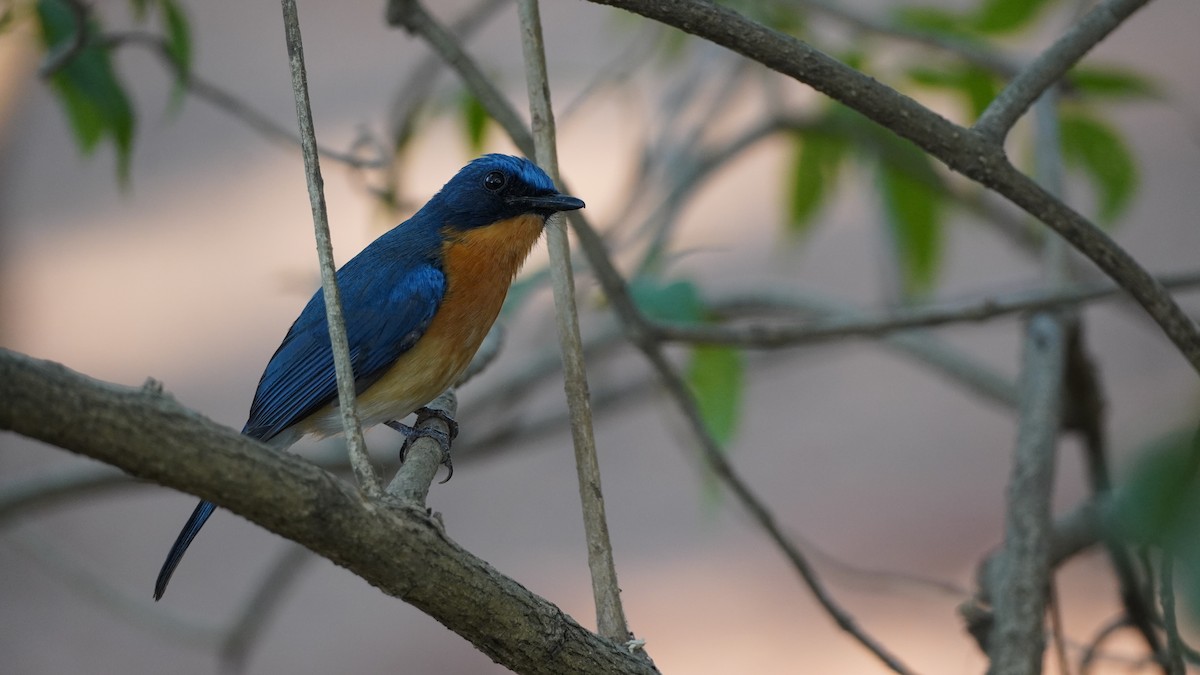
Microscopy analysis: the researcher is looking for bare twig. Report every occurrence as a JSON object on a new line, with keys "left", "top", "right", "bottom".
{"left": 987, "top": 313, "right": 1066, "bottom": 675}
{"left": 6, "top": 529, "right": 222, "bottom": 647}
{"left": 279, "top": 0, "right": 377, "bottom": 495}
{"left": 516, "top": 0, "right": 631, "bottom": 645}
{"left": 653, "top": 272, "right": 1200, "bottom": 349}
{"left": 706, "top": 290, "right": 1019, "bottom": 408}
{"left": 103, "top": 31, "right": 386, "bottom": 169}
{"left": 974, "top": 0, "right": 1152, "bottom": 141}
{"left": 0, "top": 466, "right": 131, "bottom": 525}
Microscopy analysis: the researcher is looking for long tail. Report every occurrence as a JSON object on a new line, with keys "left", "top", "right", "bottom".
{"left": 154, "top": 499, "right": 216, "bottom": 600}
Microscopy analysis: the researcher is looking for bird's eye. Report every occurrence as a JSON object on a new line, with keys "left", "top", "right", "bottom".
{"left": 483, "top": 170, "right": 507, "bottom": 192}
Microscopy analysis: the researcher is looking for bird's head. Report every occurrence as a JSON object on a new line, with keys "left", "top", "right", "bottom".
{"left": 428, "top": 154, "right": 585, "bottom": 231}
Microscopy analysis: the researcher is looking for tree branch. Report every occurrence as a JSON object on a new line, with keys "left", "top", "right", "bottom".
{"left": 974, "top": 0, "right": 1152, "bottom": 141}
{"left": 584, "top": 0, "right": 1200, "bottom": 380}
{"left": 0, "top": 349, "right": 657, "bottom": 675}
{"left": 986, "top": 313, "right": 1065, "bottom": 675}
{"left": 653, "top": 272, "right": 1200, "bottom": 349}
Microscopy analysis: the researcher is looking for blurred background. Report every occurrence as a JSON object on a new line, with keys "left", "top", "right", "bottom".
{"left": 2, "top": 0, "right": 1200, "bottom": 672}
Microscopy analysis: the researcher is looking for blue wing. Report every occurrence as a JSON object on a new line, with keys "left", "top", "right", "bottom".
{"left": 242, "top": 233, "right": 446, "bottom": 441}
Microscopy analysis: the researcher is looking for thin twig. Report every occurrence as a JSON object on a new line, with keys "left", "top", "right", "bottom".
{"left": 279, "top": 0, "right": 378, "bottom": 495}
{"left": 516, "top": 0, "right": 631, "bottom": 645}
{"left": 6, "top": 529, "right": 223, "bottom": 648}
{"left": 974, "top": 0, "right": 1152, "bottom": 141}
{"left": 653, "top": 272, "right": 1200, "bottom": 348}
{"left": 104, "top": 31, "right": 387, "bottom": 169}
{"left": 707, "top": 291, "right": 1019, "bottom": 408}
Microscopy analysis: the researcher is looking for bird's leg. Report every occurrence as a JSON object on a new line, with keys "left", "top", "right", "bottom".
{"left": 385, "top": 407, "right": 459, "bottom": 482}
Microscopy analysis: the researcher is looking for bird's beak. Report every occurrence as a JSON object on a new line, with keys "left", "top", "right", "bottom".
{"left": 511, "top": 192, "right": 586, "bottom": 213}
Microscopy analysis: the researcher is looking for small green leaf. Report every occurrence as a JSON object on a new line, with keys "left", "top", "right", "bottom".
{"left": 1060, "top": 112, "right": 1138, "bottom": 223}
{"left": 459, "top": 92, "right": 489, "bottom": 155}
{"left": 1067, "top": 66, "right": 1159, "bottom": 100}
{"left": 687, "top": 345, "right": 743, "bottom": 449}
{"left": 878, "top": 156, "right": 944, "bottom": 296}
{"left": 629, "top": 277, "right": 704, "bottom": 324}
{"left": 971, "top": 0, "right": 1054, "bottom": 34}
{"left": 1108, "top": 426, "right": 1200, "bottom": 620}
{"left": 1109, "top": 429, "right": 1200, "bottom": 546}
{"left": 786, "top": 130, "right": 847, "bottom": 236}
{"left": 37, "top": 0, "right": 137, "bottom": 183}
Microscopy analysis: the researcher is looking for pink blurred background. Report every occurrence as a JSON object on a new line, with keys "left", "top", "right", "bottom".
{"left": 2, "top": 1, "right": 1200, "bottom": 673}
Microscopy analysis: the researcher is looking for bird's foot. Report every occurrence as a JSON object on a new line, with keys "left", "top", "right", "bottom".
{"left": 385, "top": 407, "right": 458, "bottom": 483}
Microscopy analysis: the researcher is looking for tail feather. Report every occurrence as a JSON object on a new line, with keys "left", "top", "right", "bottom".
{"left": 154, "top": 500, "right": 216, "bottom": 600}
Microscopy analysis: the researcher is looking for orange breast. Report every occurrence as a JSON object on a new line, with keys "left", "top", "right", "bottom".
{"left": 300, "top": 214, "right": 545, "bottom": 437}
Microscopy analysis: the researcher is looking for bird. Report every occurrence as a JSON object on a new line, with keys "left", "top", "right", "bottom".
{"left": 153, "top": 154, "right": 584, "bottom": 600}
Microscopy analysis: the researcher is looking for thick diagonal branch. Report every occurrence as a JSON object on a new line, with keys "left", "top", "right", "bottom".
{"left": 0, "top": 349, "right": 657, "bottom": 675}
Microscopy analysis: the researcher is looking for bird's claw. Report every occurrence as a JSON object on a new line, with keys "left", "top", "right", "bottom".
{"left": 385, "top": 407, "right": 457, "bottom": 482}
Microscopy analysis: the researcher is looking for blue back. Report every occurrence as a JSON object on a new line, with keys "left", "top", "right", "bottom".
{"left": 240, "top": 154, "right": 558, "bottom": 441}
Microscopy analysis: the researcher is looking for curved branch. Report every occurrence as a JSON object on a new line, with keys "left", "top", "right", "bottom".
{"left": 0, "top": 349, "right": 656, "bottom": 675}
{"left": 585, "top": 0, "right": 1200, "bottom": 379}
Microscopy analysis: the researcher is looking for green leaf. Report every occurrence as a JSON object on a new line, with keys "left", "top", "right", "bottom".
{"left": 878, "top": 153, "right": 944, "bottom": 296}
{"left": 629, "top": 277, "right": 704, "bottom": 324}
{"left": 1109, "top": 429, "right": 1200, "bottom": 546}
{"left": 459, "top": 92, "right": 489, "bottom": 155}
{"left": 37, "top": 0, "right": 137, "bottom": 183}
{"left": 1107, "top": 426, "right": 1200, "bottom": 619}
{"left": 1067, "top": 66, "right": 1160, "bottom": 100}
{"left": 786, "top": 129, "right": 847, "bottom": 236}
{"left": 687, "top": 345, "right": 743, "bottom": 449}
{"left": 971, "top": 0, "right": 1054, "bottom": 34}
{"left": 1060, "top": 112, "right": 1138, "bottom": 223}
